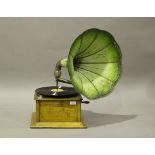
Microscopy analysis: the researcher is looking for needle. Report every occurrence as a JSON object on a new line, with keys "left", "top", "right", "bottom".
{"left": 56, "top": 80, "right": 58, "bottom": 91}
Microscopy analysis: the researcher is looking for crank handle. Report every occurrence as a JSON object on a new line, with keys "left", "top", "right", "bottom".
{"left": 81, "top": 100, "right": 90, "bottom": 104}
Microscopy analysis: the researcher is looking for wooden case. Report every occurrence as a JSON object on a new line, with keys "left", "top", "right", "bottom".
{"left": 30, "top": 93, "right": 86, "bottom": 128}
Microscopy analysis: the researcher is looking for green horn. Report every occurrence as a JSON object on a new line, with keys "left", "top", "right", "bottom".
{"left": 54, "top": 28, "right": 122, "bottom": 100}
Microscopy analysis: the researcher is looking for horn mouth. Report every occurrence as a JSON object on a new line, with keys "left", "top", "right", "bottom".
{"left": 67, "top": 28, "right": 122, "bottom": 100}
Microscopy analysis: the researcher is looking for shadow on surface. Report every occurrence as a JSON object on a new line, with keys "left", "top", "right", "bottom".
{"left": 82, "top": 110, "right": 137, "bottom": 128}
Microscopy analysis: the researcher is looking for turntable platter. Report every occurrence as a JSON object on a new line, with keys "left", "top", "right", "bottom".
{"left": 35, "top": 86, "right": 80, "bottom": 98}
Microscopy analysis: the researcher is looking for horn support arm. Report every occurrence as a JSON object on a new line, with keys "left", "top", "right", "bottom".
{"left": 54, "top": 58, "right": 72, "bottom": 85}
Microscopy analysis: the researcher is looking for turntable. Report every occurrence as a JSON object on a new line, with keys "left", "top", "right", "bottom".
{"left": 30, "top": 28, "right": 122, "bottom": 128}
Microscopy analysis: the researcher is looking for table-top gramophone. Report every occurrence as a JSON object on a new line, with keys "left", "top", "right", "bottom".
{"left": 30, "top": 28, "right": 122, "bottom": 128}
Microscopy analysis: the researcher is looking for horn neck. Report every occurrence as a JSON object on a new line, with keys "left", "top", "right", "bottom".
{"left": 54, "top": 58, "right": 71, "bottom": 85}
